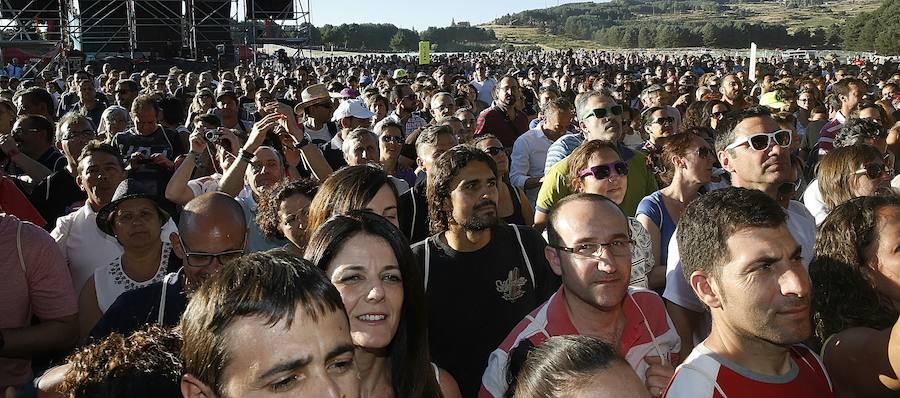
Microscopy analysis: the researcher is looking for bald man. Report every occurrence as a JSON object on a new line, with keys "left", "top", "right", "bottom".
{"left": 88, "top": 192, "right": 248, "bottom": 339}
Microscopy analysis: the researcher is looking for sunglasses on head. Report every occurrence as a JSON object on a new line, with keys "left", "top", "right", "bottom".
{"left": 583, "top": 104, "right": 624, "bottom": 120}
{"left": 854, "top": 163, "right": 893, "bottom": 179}
{"left": 725, "top": 129, "right": 792, "bottom": 151}
{"left": 578, "top": 161, "right": 629, "bottom": 180}
{"left": 483, "top": 146, "right": 504, "bottom": 156}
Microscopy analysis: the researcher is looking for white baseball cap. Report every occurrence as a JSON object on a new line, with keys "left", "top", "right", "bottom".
{"left": 332, "top": 99, "right": 375, "bottom": 122}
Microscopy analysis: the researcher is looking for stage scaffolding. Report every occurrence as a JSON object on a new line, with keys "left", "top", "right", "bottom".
{"left": 1, "top": 0, "right": 311, "bottom": 61}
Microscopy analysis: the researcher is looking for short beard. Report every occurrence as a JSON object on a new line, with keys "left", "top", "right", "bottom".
{"left": 459, "top": 213, "right": 498, "bottom": 231}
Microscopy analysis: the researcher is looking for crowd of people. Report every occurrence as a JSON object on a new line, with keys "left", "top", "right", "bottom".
{"left": 1, "top": 47, "right": 900, "bottom": 397}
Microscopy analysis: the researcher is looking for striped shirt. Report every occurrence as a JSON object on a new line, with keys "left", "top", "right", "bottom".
{"left": 385, "top": 110, "right": 427, "bottom": 138}
{"left": 543, "top": 132, "right": 585, "bottom": 175}
{"left": 814, "top": 111, "right": 846, "bottom": 155}
{"left": 478, "top": 286, "right": 681, "bottom": 398}
{"left": 663, "top": 343, "right": 833, "bottom": 398}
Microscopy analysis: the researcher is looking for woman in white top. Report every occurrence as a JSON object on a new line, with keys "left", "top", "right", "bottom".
{"left": 78, "top": 179, "right": 180, "bottom": 338}
{"left": 305, "top": 211, "right": 462, "bottom": 398}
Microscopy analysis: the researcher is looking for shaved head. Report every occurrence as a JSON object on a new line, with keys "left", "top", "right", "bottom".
{"left": 173, "top": 192, "right": 248, "bottom": 292}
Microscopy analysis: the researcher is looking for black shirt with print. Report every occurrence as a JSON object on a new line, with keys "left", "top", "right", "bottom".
{"left": 410, "top": 224, "right": 559, "bottom": 396}
{"left": 111, "top": 126, "right": 186, "bottom": 197}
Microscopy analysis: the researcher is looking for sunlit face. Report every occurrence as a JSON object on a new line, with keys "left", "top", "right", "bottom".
{"left": 218, "top": 307, "right": 359, "bottom": 398}
{"left": 869, "top": 206, "right": 900, "bottom": 310}
{"left": 77, "top": 151, "right": 126, "bottom": 210}
{"left": 476, "top": 137, "right": 508, "bottom": 176}
{"left": 496, "top": 76, "right": 520, "bottom": 108}
{"left": 325, "top": 233, "right": 404, "bottom": 351}
{"left": 344, "top": 135, "right": 379, "bottom": 167}
{"left": 797, "top": 92, "right": 812, "bottom": 111}
{"left": 580, "top": 95, "right": 623, "bottom": 142}
{"left": 60, "top": 119, "right": 97, "bottom": 163}
{"left": 132, "top": 106, "right": 159, "bottom": 136}
{"left": 721, "top": 75, "right": 743, "bottom": 101}
{"left": 110, "top": 198, "right": 163, "bottom": 248}
{"left": 576, "top": 148, "right": 627, "bottom": 205}
{"left": 720, "top": 116, "right": 791, "bottom": 188}
{"left": 246, "top": 148, "right": 284, "bottom": 195}
{"left": 681, "top": 135, "right": 715, "bottom": 186}
{"left": 851, "top": 159, "right": 892, "bottom": 198}
{"left": 645, "top": 109, "right": 676, "bottom": 142}
{"left": 448, "top": 161, "right": 499, "bottom": 231}
{"left": 378, "top": 126, "right": 403, "bottom": 161}
{"left": 363, "top": 184, "right": 399, "bottom": 228}
{"left": 705, "top": 226, "right": 811, "bottom": 346}
{"left": 277, "top": 193, "right": 312, "bottom": 251}
{"left": 430, "top": 95, "right": 456, "bottom": 123}
{"left": 546, "top": 199, "right": 631, "bottom": 312}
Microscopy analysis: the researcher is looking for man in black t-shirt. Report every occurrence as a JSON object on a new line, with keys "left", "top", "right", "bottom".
{"left": 111, "top": 95, "right": 186, "bottom": 197}
{"left": 410, "top": 145, "right": 558, "bottom": 396}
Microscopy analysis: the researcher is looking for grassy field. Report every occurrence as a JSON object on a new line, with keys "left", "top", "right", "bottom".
{"left": 484, "top": 0, "right": 883, "bottom": 50}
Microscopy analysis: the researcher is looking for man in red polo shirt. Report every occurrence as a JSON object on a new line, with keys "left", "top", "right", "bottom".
{"left": 480, "top": 193, "right": 680, "bottom": 398}
{"left": 474, "top": 75, "right": 529, "bottom": 148}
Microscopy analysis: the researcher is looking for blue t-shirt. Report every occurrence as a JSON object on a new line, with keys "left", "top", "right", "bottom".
{"left": 636, "top": 190, "right": 676, "bottom": 268}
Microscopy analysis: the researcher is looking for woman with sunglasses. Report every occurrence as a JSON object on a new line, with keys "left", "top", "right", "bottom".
{"left": 817, "top": 144, "right": 893, "bottom": 216}
{"left": 637, "top": 133, "right": 714, "bottom": 290}
{"left": 305, "top": 210, "right": 462, "bottom": 398}
{"left": 701, "top": 99, "right": 730, "bottom": 133}
{"left": 810, "top": 195, "right": 900, "bottom": 397}
{"left": 374, "top": 119, "right": 416, "bottom": 187}
{"left": 565, "top": 139, "right": 655, "bottom": 288}
{"left": 472, "top": 134, "right": 534, "bottom": 226}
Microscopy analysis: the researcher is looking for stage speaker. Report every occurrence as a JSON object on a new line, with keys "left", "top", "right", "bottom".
{"left": 247, "top": 0, "right": 293, "bottom": 20}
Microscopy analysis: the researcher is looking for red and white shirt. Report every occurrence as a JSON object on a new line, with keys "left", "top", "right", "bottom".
{"left": 815, "top": 111, "right": 846, "bottom": 155}
{"left": 663, "top": 342, "right": 834, "bottom": 398}
{"left": 478, "top": 286, "right": 681, "bottom": 398}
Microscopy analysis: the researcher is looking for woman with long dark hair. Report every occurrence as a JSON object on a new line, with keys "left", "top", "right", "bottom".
{"left": 810, "top": 195, "right": 900, "bottom": 396}
{"left": 305, "top": 211, "right": 462, "bottom": 398}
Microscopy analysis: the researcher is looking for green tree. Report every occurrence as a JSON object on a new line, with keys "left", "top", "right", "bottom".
{"left": 389, "top": 29, "right": 419, "bottom": 51}
{"left": 638, "top": 27, "right": 655, "bottom": 47}
{"left": 700, "top": 22, "right": 720, "bottom": 47}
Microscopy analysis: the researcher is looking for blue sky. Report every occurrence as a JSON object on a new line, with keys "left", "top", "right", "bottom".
{"left": 306, "top": 0, "right": 597, "bottom": 30}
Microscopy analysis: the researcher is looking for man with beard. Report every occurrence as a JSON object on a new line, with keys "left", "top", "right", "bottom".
{"left": 386, "top": 83, "right": 427, "bottom": 138}
{"left": 662, "top": 188, "right": 833, "bottom": 397}
{"left": 87, "top": 192, "right": 246, "bottom": 338}
{"left": 411, "top": 146, "right": 558, "bottom": 396}
{"left": 475, "top": 75, "right": 529, "bottom": 148}
{"left": 720, "top": 74, "right": 748, "bottom": 111}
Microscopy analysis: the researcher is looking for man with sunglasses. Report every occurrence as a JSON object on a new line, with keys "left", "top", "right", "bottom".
{"left": 663, "top": 106, "right": 816, "bottom": 362}
{"left": 2, "top": 115, "right": 65, "bottom": 190}
{"left": 535, "top": 91, "right": 658, "bottom": 229}
{"left": 88, "top": 192, "right": 247, "bottom": 339}
{"left": 480, "top": 193, "right": 680, "bottom": 398}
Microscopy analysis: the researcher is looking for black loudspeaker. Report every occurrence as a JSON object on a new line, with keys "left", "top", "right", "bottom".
{"left": 76, "top": 0, "right": 130, "bottom": 53}
{"left": 133, "top": 0, "right": 182, "bottom": 56}
{"left": 193, "top": 0, "right": 233, "bottom": 56}
{"left": 247, "top": 0, "right": 294, "bottom": 20}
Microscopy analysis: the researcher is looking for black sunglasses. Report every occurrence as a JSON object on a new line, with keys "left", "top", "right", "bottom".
{"left": 854, "top": 163, "right": 893, "bottom": 180}
{"left": 652, "top": 116, "right": 675, "bottom": 125}
{"left": 578, "top": 161, "right": 629, "bottom": 180}
{"left": 483, "top": 146, "right": 504, "bottom": 156}
{"left": 380, "top": 135, "right": 403, "bottom": 144}
{"left": 583, "top": 104, "right": 624, "bottom": 120}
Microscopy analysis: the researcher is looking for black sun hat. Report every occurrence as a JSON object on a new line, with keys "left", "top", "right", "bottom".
{"left": 95, "top": 178, "right": 171, "bottom": 237}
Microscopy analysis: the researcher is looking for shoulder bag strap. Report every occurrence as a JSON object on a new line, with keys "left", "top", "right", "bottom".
{"left": 511, "top": 224, "right": 536, "bottom": 289}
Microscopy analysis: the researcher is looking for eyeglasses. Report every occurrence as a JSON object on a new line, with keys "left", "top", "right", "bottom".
{"left": 711, "top": 111, "right": 727, "bottom": 119}
{"left": 380, "top": 135, "right": 403, "bottom": 144}
{"left": 61, "top": 129, "right": 97, "bottom": 141}
{"left": 578, "top": 161, "right": 629, "bottom": 180}
{"left": 178, "top": 236, "right": 245, "bottom": 268}
{"left": 11, "top": 127, "right": 40, "bottom": 138}
{"left": 483, "top": 146, "right": 504, "bottom": 156}
{"left": 652, "top": 116, "right": 675, "bottom": 125}
{"left": 552, "top": 239, "right": 634, "bottom": 259}
{"left": 582, "top": 104, "right": 624, "bottom": 120}
{"left": 853, "top": 163, "right": 893, "bottom": 180}
{"left": 697, "top": 147, "right": 715, "bottom": 159}
{"left": 725, "top": 129, "right": 792, "bottom": 151}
